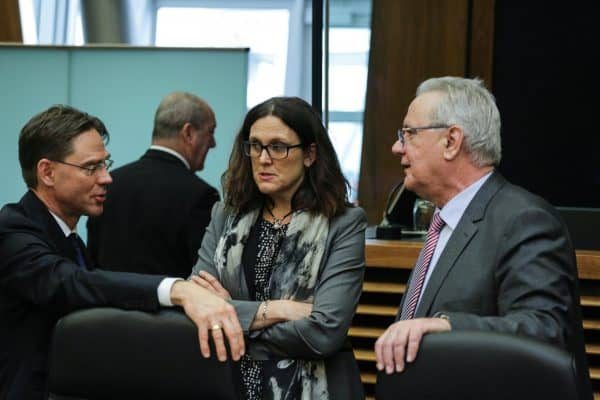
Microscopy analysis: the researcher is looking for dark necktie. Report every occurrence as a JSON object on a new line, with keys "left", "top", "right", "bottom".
{"left": 400, "top": 211, "right": 445, "bottom": 320}
{"left": 68, "top": 233, "right": 88, "bottom": 269}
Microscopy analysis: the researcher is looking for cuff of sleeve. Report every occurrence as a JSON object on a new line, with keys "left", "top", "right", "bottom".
{"left": 434, "top": 311, "right": 452, "bottom": 328}
{"left": 230, "top": 299, "right": 262, "bottom": 333}
{"left": 157, "top": 277, "right": 183, "bottom": 306}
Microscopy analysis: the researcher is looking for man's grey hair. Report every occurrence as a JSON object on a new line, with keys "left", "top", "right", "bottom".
{"left": 152, "top": 92, "right": 212, "bottom": 139}
{"left": 417, "top": 76, "right": 501, "bottom": 167}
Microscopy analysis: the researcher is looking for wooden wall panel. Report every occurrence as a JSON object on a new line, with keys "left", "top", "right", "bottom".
{"left": 468, "top": 0, "right": 495, "bottom": 87}
{"left": 0, "top": 0, "right": 22, "bottom": 43}
{"left": 359, "top": 0, "right": 470, "bottom": 224}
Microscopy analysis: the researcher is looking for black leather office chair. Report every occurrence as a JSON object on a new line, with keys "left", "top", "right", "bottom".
{"left": 48, "top": 308, "right": 241, "bottom": 400}
{"left": 376, "top": 331, "right": 582, "bottom": 400}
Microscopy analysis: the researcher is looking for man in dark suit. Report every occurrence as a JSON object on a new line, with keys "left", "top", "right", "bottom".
{"left": 87, "top": 92, "right": 219, "bottom": 278}
{"left": 374, "top": 77, "right": 592, "bottom": 398}
{"left": 0, "top": 105, "right": 243, "bottom": 400}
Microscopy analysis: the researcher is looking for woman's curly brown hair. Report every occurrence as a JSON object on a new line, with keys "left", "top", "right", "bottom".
{"left": 222, "top": 96, "right": 349, "bottom": 218}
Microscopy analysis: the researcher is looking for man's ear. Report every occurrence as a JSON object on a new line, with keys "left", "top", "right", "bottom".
{"left": 304, "top": 143, "right": 317, "bottom": 167}
{"left": 443, "top": 125, "right": 464, "bottom": 160}
{"left": 181, "top": 122, "right": 195, "bottom": 144}
{"left": 37, "top": 159, "right": 55, "bottom": 187}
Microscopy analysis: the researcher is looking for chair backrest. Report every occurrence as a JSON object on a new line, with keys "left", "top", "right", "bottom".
{"left": 376, "top": 331, "right": 581, "bottom": 400}
{"left": 48, "top": 308, "right": 241, "bottom": 400}
{"left": 555, "top": 206, "right": 600, "bottom": 250}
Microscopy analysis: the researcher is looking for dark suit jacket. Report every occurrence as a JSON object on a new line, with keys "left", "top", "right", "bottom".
{"left": 0, "top": 191, "right": 163, "bottom": 400}
{"left": 87, "top": 149, "right": 219, "bottom": 278}
{"left": 397, "top": 171, "right": 592, "bottom": 400}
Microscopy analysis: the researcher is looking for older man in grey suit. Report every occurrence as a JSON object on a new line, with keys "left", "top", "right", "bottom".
{"left": 374, "top": 77, "right": 592, "bottom": 399}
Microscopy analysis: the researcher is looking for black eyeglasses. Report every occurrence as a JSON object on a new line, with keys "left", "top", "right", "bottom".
{"left": 53, "top": 159, "right": 114, "bottom": 176}
{"left": 242, "top": 141, "right": 303, "bottom": 160}
{"left": 397, "top": 125, "right": 450, "bottom": 146}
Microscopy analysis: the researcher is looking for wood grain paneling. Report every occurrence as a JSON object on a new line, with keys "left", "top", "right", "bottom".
{"left": 360, "top": 0, "right": 470, "bottom": 224}
{"left": 468, "top": 0, "right": 495, "bottom": 86}
{"left": 0, "top": 0, "right": 22, "bottom": 43}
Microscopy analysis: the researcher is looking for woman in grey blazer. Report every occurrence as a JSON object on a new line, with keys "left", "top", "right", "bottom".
{"left": 190, "top": 97, "right": 366, "bottom": 400}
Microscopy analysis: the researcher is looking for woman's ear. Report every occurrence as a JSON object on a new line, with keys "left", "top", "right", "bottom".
{"left": 304, "top": 143, "right": 317, "bottom": 167}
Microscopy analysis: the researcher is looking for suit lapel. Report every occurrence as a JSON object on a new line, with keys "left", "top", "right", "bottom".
{"left": 414, "top": 218, "right": 478, "bottom": 317}
{"left": 414, "top": 172, "right": 507, "bottom": 317}
{"left": 21, "top": 191, "right": 80, "bottom": 265}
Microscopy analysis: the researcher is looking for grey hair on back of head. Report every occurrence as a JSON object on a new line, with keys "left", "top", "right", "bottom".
{"left": 152, "top": 92, "right": 212, "bottom": 139}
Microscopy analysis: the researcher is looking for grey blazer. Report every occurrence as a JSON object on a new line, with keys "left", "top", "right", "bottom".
{"left": 191, "top": 202, "right": 367, "bottom": 399}
{"left": 398, "top": 171, "right": 592, "bottom": 399}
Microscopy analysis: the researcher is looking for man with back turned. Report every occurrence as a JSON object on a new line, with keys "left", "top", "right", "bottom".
{"left": 87, "top": 92, "right": 219, "bottom": 277}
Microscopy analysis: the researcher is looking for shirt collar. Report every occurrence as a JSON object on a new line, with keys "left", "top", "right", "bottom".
{"left": 149, "top": 145, "right": 190, "bottom": 170}
{"left": 48, "top": 210, "right": 76, "bottom": 237}
{"left": 439, "top": 171, "right": 493, "bottom": 230}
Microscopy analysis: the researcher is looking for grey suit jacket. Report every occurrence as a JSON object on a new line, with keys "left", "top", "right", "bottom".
{"left": 191, "top": 202, "right": 367, "bottom": 399}
{"left": 398, "top": 171, "right": 592, "bottom": 399}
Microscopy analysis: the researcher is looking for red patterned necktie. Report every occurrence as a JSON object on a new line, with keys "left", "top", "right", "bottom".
{"left": 400, "top": 211, "right": 445, "bottom": 320}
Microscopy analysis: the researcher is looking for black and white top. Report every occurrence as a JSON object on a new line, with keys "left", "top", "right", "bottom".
{"left": 241, "top": 218, "right": 289, "bottom": 399}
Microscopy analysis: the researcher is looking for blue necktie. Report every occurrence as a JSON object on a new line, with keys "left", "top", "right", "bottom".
{"left": 68, "top": 233, "right": 87, "bottom": 269}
